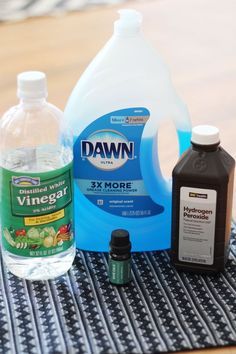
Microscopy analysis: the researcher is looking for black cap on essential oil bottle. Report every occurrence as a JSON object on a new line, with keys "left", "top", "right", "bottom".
{"left": 109, "top": 229, "right": 132, "bottom": 285}
{"left": 110, "top": 229, "right": 131, "bottom": 254}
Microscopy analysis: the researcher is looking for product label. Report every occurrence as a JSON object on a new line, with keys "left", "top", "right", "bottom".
{"left": 74, "top": 108, "right": 164, "bottom": 218}
{"left": 109, "top": 257, "right": 131, "bottom": 285}
{"left": 1, "top": 163, "right": 74, "bottom": 257}
{"left": 178, "top": 186, "right": 217, "bottom": 265}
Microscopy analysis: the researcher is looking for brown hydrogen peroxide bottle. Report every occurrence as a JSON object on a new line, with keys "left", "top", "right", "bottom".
{"left": 171, "top": 125, "right": 235, "bottom": 273}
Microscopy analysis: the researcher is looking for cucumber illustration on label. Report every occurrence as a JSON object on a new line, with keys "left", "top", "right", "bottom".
{"left": 0, "top": 71, "right": 75, "bottom": 280}
{"left": 2, "top": 165, "right": 73, "bottom": 258}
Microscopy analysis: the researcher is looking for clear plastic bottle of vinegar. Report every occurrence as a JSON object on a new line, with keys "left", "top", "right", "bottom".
{"left": 0, "top": 71, "right": 75, "bottom": 280}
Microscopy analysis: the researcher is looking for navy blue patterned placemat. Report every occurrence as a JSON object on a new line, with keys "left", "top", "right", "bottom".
{"left": 0, "top": 226, "right": 236, "bottom": 354}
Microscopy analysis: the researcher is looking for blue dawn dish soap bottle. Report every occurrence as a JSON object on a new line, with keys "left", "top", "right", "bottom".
{"left": 0, "top": 71, "right": 75, "bottom": 280}
{"left": 65, "top": 9, "right": 191, "bottom": 251}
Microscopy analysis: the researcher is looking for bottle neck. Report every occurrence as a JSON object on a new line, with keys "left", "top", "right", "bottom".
{"left": 191, "top": 142, "right": 220, "bottom": 152}
{"left": 19, "top": 97, "right": 46, "bottom": 108}
{"left": 110, "top": 252, "right": 131, "bottom": 261}
{"left": 113, "top": 20, "right": 142, "bottom": 37}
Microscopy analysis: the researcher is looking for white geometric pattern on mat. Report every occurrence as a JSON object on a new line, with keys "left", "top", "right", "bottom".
{"left": 0, "top": 225, "right": 235, "bottom": 354}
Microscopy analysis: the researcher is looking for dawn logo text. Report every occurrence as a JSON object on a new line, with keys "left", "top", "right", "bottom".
{"left": 81, "top": 130, "right": 134, "bottom": 170}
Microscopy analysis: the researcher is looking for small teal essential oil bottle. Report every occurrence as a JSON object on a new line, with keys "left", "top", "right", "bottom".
{"left": 108, "top": 229, "right": 132, "bottom": 285}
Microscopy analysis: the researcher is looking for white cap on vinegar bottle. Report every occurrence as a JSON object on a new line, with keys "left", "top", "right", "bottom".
{"left": 17, "top": 71, "right": 48, "bottom": 99}
{"left": 114, "top": 9, "right": 143, "bottom": 35}
{"left": 191, "top": 125, "right": 220, "bottom": 145}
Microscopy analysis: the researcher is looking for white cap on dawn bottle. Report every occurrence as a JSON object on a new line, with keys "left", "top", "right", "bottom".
{"left": 17, "top": 71, "right": 48, "bottom": 99}
{"left": 191, "top": 125, "right": 220, "bottom": 145}
{"left": 114, "top": 9, "right": 142, "bottom": 35}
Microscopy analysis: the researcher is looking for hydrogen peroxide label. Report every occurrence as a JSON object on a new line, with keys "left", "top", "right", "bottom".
{"left": 1, "top": 163, "right": 74, "bottom": 257}
{"left": 178, "top": 186, "right": 217, "bottom": 265}
{"left": 74, "top": 108, "right": 164, "bottom": 218}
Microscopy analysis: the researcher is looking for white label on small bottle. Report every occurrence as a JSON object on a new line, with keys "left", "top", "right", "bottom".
{"left": 178, "top": 187, "right": 217, "bottom": 265}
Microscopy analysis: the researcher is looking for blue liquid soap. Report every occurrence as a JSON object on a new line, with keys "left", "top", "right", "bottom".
{"left": 65, "top": 10, "right": 192, "bottom": 251}
{"left": 72, "top": 123, "right": 191, "bottom": 252}
{"left": 177, "top": 130, "right": 192, "bottom": 156}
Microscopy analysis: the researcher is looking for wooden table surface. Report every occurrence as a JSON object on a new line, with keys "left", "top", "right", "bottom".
{"left": 0, "top": 1, "right": 236, "bottom": 353}
{"left": 1, "top": 0, "right": 236, "bottom": 213}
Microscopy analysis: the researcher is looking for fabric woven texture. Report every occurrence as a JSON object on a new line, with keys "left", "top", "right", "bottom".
{"left": 0, "top": 226, "right": 236, "bottom": 354}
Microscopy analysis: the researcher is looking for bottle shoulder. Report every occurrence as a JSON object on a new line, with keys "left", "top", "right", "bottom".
{"left": 65, "top": 36, "right": 174, "bottom": 109}
{"left": 110, "top": 252, "right": 131, "bottom": 261}
{"left": 1, "top": 101, "right": 62, "bottom": 122}
{"left": 173, "top": 147, "right": 235, "bottom": 183}
{"left": 0, "top": 102, "right": 65, "bottom": 151}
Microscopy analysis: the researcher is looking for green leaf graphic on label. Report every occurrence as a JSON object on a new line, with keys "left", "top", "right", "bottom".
{"left": 1, "top": 163, "right": 74, "bottom": 258}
